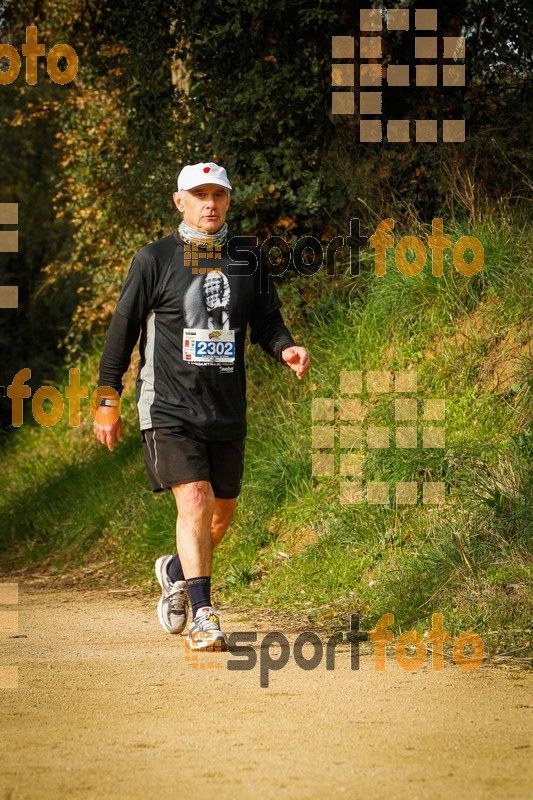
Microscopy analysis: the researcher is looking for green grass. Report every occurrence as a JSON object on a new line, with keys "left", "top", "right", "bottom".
{"left": 1, "top": 213, "right": 531, "bottom": 656}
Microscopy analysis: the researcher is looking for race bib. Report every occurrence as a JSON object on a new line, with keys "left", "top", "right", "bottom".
{"left": 183, "top": 328, "right": 236, "bottom": 364}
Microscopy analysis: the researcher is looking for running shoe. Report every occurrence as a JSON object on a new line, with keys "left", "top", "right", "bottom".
{"left": 186, "top": 606, "right": 227, "bottom": 651}
{"left": 155, "top": 555, "right": 189, "bottom": 634}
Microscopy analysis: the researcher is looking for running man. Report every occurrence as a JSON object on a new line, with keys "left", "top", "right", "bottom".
{"left": 94, "top": 162, "right": 310, "bottom": 650}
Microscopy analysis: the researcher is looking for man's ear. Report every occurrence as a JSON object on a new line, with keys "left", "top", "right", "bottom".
{"left": 173, "top": 191, "right": 184, "bottom": 212}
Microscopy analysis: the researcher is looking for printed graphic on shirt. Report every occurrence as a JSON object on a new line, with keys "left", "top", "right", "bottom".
{"left": 182, "top": 271, "right": 235, "bottom": 370}
{"left": 183, "top": 271, "right": 231, "bottom": 330}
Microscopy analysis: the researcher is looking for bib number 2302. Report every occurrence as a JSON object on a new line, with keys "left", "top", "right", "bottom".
{"left": 183, "top": 329, "right": 236, "bottom": 364}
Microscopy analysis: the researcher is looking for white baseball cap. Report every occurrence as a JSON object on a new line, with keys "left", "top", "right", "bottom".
{"left": 177, "top": 162, "right": 232, "bottom": 191}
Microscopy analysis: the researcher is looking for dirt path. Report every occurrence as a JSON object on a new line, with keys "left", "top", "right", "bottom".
{"left": 1, "top": 586, "right": 532, "bottom": 800}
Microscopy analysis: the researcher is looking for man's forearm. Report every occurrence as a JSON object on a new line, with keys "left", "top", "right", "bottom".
{"left": 251, "top": 310, "right": 296, "bottom": 364}
{"left": 98, "top": 311, "right": 140, "bottom": 395}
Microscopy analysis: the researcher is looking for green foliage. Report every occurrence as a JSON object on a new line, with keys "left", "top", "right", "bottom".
{"left": 167, "top": 0, "right": 341, "bottom": 231}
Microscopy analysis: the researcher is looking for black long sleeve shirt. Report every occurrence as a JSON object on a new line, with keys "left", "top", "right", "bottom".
{"left": 98, "top": 233, "right": 295, "bottom": 440}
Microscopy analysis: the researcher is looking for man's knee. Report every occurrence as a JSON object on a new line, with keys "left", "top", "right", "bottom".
{"left": 172, "top": 480, "right": 215, "bottom": 516}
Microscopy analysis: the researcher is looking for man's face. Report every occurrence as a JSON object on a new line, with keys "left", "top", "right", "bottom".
{"left": 173, "top": 184, "right": 231, "bottom": 234}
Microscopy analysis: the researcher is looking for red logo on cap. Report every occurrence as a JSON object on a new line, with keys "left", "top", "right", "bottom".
{"left": 203, "top": 166, "right": 211, "bottom": 173}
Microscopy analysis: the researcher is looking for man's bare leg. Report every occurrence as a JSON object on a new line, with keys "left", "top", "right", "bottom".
{"left": 170, "top": 484, "right": 237, "bottom": 575}
{"left": 169, "top": 482, "right": 237, "bottom": 648}
{"left": 171, "top": 480, "right": 215, "bottom": 576}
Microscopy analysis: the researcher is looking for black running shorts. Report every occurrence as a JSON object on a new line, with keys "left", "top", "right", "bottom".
{"left": 141, "top": 427, "right": 245, "bottom": 498}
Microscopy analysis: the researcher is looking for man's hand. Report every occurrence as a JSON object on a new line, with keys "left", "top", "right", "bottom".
{"left": 94, "top": 405, "right": 123, "bottom": 452}
{"left": 281, "top": 346, "right": 310, "bottom": 379}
